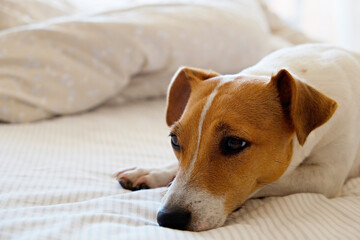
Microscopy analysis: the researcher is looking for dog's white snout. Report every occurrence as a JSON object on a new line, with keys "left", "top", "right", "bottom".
{"left": 159, "top": 178, "right": 227, "bottom": 231}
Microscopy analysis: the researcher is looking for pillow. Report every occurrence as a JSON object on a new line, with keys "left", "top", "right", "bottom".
{"left": 0, "top": 0, "right": 272, "bottom": 123}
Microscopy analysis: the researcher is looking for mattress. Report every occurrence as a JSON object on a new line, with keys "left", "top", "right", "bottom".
{"left": 1, "top": 98, "right": 360, "bottom": 239}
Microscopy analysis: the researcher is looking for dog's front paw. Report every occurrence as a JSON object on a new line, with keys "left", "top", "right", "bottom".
{"left": 113, "top": 167, "right": 175, "bottom": 191}
{"left": 113, "top": 167, "right": 150, "bottom": 191}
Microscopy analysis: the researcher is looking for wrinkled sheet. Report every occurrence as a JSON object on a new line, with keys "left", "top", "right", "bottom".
{"left": 0, "top": 99, "right": 359, "bottom": 240}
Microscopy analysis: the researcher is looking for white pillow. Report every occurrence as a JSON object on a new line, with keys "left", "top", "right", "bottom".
{"left": 0, "top": 0, "right": 272, "bottom": 122}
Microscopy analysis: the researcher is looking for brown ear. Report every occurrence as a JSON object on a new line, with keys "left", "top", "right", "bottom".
{"left": 166, "top": 66, "right": 219, "bottom": 126}
{"left": 270, "top": 69, "right": 338, "bottom": 145}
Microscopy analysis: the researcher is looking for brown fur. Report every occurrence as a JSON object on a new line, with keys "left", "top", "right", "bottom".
{"left": 166, "top": 67, "right": 219, "bottom": 126}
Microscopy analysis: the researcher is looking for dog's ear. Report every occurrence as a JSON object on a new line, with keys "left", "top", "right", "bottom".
{"left": 270, "top": 69, "right": 337, "bottom": 145}
{"left": 166, "top": 66, "right": 219, "bottom": 126}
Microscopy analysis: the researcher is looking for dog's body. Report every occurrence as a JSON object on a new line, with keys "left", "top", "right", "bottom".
{"left": 243, "top": 44, "right": 360, "bottom": 195}
{"left": 115, "top": 44, "right": 360, "bottom": 231}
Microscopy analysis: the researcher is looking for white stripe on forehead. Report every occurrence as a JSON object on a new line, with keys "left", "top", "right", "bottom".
{"left": 161, "top": 77, "right": 233, "bottom": 220}
{"left": 186, "top": 78, "right": 232, "bottom": 175}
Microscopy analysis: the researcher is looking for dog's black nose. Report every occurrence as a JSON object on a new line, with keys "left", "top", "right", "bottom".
{"left": 157, "top": 207, "right": 191, "bottom": 230}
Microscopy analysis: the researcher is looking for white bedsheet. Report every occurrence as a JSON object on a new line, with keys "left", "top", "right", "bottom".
{"left": 1, "top": 99, "right": 359, "bottom": 239}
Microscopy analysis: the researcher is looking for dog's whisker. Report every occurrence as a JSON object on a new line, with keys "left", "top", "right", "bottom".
{"left": 274, "top": 160, "right": 297, "bottom": 168}
{"left": 274, "top": 160, "right": 289, "bottom": 165}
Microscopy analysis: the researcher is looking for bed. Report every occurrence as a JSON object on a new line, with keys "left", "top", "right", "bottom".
{"left": 1, "top": 0, "right": 359, "bottom": 239}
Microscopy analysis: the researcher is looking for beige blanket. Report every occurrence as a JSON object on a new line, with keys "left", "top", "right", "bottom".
{"left": 0, "top": 0, "right": 311, "bottom": 123}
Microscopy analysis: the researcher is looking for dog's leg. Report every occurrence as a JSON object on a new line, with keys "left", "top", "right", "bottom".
{"left": 253, "top": 139, "right": 356, "bottom": 198}
{"left": 253, "top": 164, "right": 344, "bottom": 198}
{"left": 113, "top": 162, "right": 178, "bottom": 191}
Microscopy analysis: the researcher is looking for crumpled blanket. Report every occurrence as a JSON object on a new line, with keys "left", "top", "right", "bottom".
{"left": 0, "top": 0, "right": 311, "bottom": 123}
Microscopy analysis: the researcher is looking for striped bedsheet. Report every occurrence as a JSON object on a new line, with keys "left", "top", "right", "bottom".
{"left": 0, "top": 99, "right": 359, "bottom": 239}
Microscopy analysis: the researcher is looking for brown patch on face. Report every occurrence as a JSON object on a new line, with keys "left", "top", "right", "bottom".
{"left": 173, "top": 75, "right": 295, "bottom": 214}
{"left": 170, "top": 79, "right": 220, "bottom": 173}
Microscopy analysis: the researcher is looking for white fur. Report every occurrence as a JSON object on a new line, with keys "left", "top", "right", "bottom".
{"left": 161, "top": 176, "right": 226, "bottom": 231}
{"left": 242, "top": 43, "right": 360, "bottom": 198}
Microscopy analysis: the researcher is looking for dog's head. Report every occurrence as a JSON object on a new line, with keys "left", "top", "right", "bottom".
{"left": 158, "top": 67, "right": 337, "bottom": 231}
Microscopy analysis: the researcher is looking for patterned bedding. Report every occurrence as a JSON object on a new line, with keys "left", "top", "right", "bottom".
{"left": 0, "top": 99, "right": 359, "bottom": 239}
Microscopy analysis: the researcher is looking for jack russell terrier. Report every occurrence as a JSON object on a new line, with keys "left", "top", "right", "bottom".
{"left": 114, "top": 44, "right": 360, "bottom": 231}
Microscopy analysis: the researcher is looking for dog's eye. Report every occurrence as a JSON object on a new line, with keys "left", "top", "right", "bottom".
{"left": 220, "top": 137, "right": 249, "bottom": 155}
{"left": 170, "top": 134, "right": 180, "bottom": 150}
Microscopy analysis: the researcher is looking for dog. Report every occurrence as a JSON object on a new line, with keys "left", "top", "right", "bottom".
{"left": 114, "top": 43, "right": 360, "bottom": 231}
